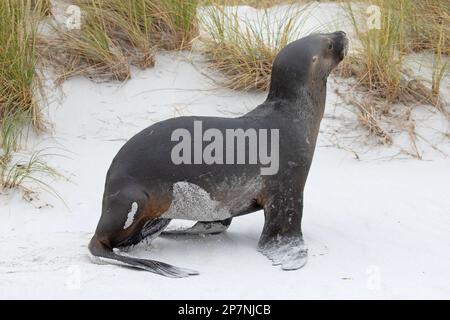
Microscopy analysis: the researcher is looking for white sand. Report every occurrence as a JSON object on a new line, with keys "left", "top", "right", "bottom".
{"left": 1, "top": 3, "right": 449, "bottom": 299}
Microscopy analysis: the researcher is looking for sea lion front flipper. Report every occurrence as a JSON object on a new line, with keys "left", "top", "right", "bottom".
{"left": 258, "top": 237, "right": 308, "bottom": 270}
{"left": 258, "top": 188, "right": 308, "bottom": 270}
{"left": 161, "top": 218, "right": 232, "bottom": 236}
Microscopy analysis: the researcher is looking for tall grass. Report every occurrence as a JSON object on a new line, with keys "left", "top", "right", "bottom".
{"left": 342, "top": 1, "right": 432, "bottom": 104}
{"left": 406, "top": 0, "right": 449, "bottom": 55}
{"left": 155, "top": 0, "right": 199, "bottom": 50}
{"left": 0, "top": 1, "right": 63, "bottom": 196}
{"left": 92, "top": 0, "right": 199, "bottom": 51}
{"left": 32, "top": 0, "right": 52, "bottom": 17}
{"left": 403, "top": 0, "right": 448, "bottom": 108}
{"left": 0, "top": 0, "right": 47, "bottom": 156}
{"left": 199, "top": 4, "right": 310, "bottom": 91}
{"left": 40, "top": 0, "right": 199, "bottom": 82}
{"left": 341, "top": 0, "right": 448, "bottom": 104}
{"left": 91, "top": 0, "right": 155, "bottom": 68}
{"left": 40, "top": 8, "right": 132, "bottom": 83}
{"left": 97, "top": 0, "right": 199, "bottom": 50}
{"left": 338, "top": 0, "right": 448, "bottom": 152}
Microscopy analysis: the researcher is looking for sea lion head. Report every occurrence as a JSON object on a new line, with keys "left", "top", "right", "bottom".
{"left": 268, "top": 31, "right": 348, "bottom": 101}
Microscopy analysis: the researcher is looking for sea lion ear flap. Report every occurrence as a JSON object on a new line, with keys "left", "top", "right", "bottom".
{"left": 312, "top": 55, "right": 318, "bottom": 63}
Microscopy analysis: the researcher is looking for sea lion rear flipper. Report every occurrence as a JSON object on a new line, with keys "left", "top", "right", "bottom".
{"left": 88, "top": 236, "right": 199, "bottom": 278}
{"left": 161, "top": 218, "right": 232, "bottom": 236}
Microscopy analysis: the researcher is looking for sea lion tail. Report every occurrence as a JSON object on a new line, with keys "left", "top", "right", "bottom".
{"left": 88, "top": 236, "right": 199, "bottom": 278}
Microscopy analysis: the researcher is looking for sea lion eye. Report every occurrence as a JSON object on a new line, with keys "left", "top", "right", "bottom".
{"left": 328, "top": 41, "right": 333, "bottom": 50}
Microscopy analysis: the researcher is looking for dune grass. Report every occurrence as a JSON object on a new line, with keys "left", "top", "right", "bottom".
{"left": 340, "top": 0, "right": 444, "bottom": 105}
{"left": 40, "top": 8, "right": 132, "bottom": 83}
{"left": 336, "top": 0, "right": 448, "bottom": 151}
{"left": 1, "top": 150, "right": 56, "bottom": 190}
{"left": 199, "top": 3, "right": 310, "bottom": 91}
{"left": 0, "top": 149, "right": 63, "bottom": 203}
{"left": 406, "top": 0, "right": 449, "bottom": 55}
{"left": 32, "top": 0, "right": 52, "bottom": 17}
{"left": 0, "top": 0, "right": 64, "bottom": 196}
{"left": 40, "top": 0, "right": 199, "bottom": 82}
{"left": 0, "top": 0, "right": 47, "bottom": 156}
{"left": 155, "top": 0, "right": 199, "bottom": 50}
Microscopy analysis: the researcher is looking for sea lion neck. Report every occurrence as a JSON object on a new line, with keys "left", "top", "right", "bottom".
{"left": 264, "top": 78, "right": 327, "bottom": 120}
{"left": 266, "top": 59, "right": 309, "bottom": 102}
{"left": 265, "top": 58, "right": 327, "bottom": 113}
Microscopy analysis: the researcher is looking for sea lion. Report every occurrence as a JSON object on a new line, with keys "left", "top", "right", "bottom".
{"left": 88, "top": 31, "right": 348, "bottom": 277}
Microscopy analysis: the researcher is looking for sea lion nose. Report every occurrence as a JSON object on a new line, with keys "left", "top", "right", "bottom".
{"left": 332, "top": 31, "right": 348, "bottom": 58}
